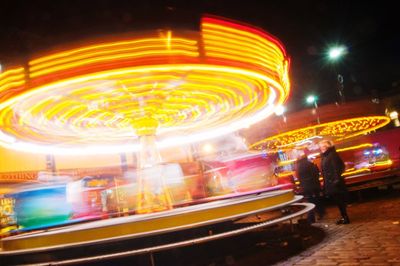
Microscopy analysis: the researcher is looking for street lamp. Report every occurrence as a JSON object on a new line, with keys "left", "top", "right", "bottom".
{"left": 306, "top": 95, "right": 320, "bottom": 124}
{"left": 328, "top": 46, "right": 347, "bottom": 60}
{"left": 306, "top": 95, "right": 317, "bottom": 105}
{"left": 327, "top": 45, "right": 347, "bottom": 104}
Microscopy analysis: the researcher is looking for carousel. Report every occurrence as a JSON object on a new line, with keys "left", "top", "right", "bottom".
{"left": 0, "top": 16, "right": 313, "bottom": 264}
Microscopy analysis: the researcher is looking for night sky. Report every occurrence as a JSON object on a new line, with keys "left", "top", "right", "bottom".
{"left": 1, "top": 0, "right": 399, "bottom": 111}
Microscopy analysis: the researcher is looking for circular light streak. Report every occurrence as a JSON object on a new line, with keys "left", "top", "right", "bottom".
{"left": 250, "top": 116, "right": 391, "bottom": 151}
{"left": 0, "top": 16, "right": 290, "bottom": 154}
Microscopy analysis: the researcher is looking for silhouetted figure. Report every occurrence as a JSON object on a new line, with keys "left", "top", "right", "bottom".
{"left": 319, "top": 140, "right": 350, "bottom": 224}
{"left": 296, "top": 152, "right": 325, "bottom": 223}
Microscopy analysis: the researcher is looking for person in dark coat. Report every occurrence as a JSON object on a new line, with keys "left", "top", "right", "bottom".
{"left": 319, "top": 140, "right": 350, "bottom": 224}
{"left": 296, "top": 151, "right": 325, "bottom": 223}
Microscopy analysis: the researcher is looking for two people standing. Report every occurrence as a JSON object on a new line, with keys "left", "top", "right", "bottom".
{"left": 296, "top": 140, "right": 350, "bottom": 225}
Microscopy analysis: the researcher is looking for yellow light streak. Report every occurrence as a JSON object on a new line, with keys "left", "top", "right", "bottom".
{"left": 374, "top": 159, "right": 392, "bottom": 167}
{"left": 342, "top": 168, "right": 371, "bottom": 177}
{"left": 336, "top": 143, "right": 374, "bottom": 152}
{"left": 277, "top": 159, "right": 297, "bottom": 167}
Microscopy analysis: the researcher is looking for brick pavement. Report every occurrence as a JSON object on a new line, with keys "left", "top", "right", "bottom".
{"left": 276, "top": 190, "right": 400, "bottom": 266}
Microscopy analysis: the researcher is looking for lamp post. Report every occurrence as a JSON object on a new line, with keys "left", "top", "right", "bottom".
{"left": 306, "top": 95, "right": 320, "bottom": 124}
{"left": 328, "top": 45, "right": 347, "bottom": 104}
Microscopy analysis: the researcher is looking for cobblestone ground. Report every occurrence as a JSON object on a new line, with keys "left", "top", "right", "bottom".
{"left": 277, "top": 189, "right": 400, "bottom": 266}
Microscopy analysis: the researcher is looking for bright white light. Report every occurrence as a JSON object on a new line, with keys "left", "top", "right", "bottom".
{"left": 202, "top": 143, "right": 215, "bottom": 154}
{"left": 0, "top": 141, "right": 141, "bottom": 155}
{"left": 306, "top": 95, "right": 316, "bottom": 104}
{"left": 389, "top": 111, "right": 398, "bottom": 120}
{"left": 274, "top": 105, "right": 285, "bottom": 116}
{"left": 328, "top": 46, "right": 347, "bottom": 60}
{"left": 0, "top": 131, "right": 16, "bottom": 143}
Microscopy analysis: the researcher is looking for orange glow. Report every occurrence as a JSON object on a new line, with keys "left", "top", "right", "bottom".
{"left": 250, "top": 116, "right": 390, "bottom": 151}
{"left": 0, "top": 16, "right": 290, "bottom": 155}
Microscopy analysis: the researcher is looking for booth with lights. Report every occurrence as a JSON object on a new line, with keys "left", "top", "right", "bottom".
{"left": 249, "top": 115, "right": 396, "bottom": 192}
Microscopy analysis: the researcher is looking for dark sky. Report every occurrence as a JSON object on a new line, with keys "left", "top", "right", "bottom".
{"left": 1, "top": 0, "right": 399, "bottom": 111}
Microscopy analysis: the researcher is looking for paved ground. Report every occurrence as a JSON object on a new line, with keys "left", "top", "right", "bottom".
{"left": 276, "top": 188, "right": 400, "bottom": 266}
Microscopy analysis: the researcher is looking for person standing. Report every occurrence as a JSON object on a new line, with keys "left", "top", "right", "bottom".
{"left": 296, "top": 150, "right": 325, "bottom": 223}
{"left": 319, "top": 140, "right": 350, "bottom": 224}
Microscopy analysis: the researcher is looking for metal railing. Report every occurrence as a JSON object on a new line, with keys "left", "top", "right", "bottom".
{"left": 23, "top": 202, "right": 314, "bottom": 266}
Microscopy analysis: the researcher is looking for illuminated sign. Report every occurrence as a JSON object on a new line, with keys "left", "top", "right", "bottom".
{"left": 0, "top": 171, "right": 38, "bottom": 182}
{"left": 84, "top": 179, "right": 110, "bottom": 188}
